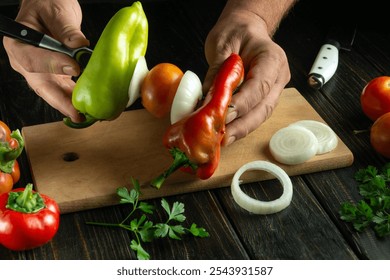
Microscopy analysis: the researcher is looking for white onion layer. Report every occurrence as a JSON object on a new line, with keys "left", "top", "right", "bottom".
{"left": 170, "top": 70, "right": 203, "bottom": 124}
{"left": 231, "top": 161, "right": 293, "bottom": 214}
{"left": 269, "top": 126, "right": 318, "bottom": 165}
{"left": 127, "top": 56, "right": 149, "bottom": 108}
{"left": 289, "top": 120, "right": 338, "bottom": 154}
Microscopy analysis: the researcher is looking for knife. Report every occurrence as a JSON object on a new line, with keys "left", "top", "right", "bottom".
{"left": 308, "top": 23, "right": 357, "bottom": 89}
{"left": 0, "top": 14, "right": 92, "bottom": 65}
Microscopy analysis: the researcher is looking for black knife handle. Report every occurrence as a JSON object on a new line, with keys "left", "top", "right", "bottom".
{"left": 0, "top": 14, "right": 43, "bottom": 47}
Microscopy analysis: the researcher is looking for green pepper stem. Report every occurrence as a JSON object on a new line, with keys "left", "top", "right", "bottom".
{"left": 150, "top": 148, "right": 194, "bottom": 189}
{"left": 16, "top": 183, "right": 33, "bottom": 206}
{"left": 63, "top": 114, "right": 98, "bottom": 129}
{"left": 0, "top": 129, "right": 24, "bottom": 173}
{"left": 6, "top": 183, "right": 45, "bottom": 213}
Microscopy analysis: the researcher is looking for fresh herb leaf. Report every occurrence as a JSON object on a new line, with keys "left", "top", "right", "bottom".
{"left": 339, "top": 163, "right": 390, "bottom": 238}
{"left": 138, "top": 202, "right": 154, "bottom": 214}
{"left": 161, "top": 199, "right": 186, "bottom": 223}
{"left": 86, "top": 177, "right": 209, "bottom": 260}
{"left": 188, "top": 223, "right": 210, "bottom": 238}
{"left": 154, "top": 223, "right": 169, "bottom": 238}
{"left": 130, "top": 240, "right": 150, "bottom": 260}
{"left": 138, "top": 220, "right": 155, "bottom": 242}
{"left": 117, "top": 187, "right": 135, "bottom": 204}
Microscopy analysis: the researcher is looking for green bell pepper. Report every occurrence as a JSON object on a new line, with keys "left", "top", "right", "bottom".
{"left": 64, "top": 1, "right": 148, "bottom": 128}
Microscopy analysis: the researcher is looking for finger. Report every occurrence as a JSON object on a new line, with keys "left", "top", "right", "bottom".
{"left": 223, "top": 50, "right": 290, "bottom": 145}
{"left": 38, "top": 2, "right": 90, "bottom": 48}
{"left": 24, "top": 72, "right": 83, "bottom": 122}
{"left": 16, "top": 0, "right": 89, "bottom": 49}
{"left": 223, "top": 82, "right": 285, "bottom": 146}
{"left": 226, "top": 47, "right": 290, "bottom": 124}
{"left": 203, "top": 36, "right": 239, "bottom": 94}
{"left": 3, "top": 37, "right": 80, "bottom": 76}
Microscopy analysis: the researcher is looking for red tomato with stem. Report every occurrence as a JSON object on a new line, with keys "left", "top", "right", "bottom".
{"left": 141, "top": 63, "right": 183, "bottom": 118}
{"left": 370, "top": 112, "right": 390, "bottom": 158}
{"left": 360, "top": 76, "right": 390, "bottom": 121}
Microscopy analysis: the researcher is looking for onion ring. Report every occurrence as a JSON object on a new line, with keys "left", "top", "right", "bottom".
{"left": 269, "top": 125, "right": 318, "bottom": 165}
{"left": 231, "top": 161, "right": 293, "bottom": 214}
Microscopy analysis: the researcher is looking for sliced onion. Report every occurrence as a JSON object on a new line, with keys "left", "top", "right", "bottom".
{"left": 170, "top": 70, "right": 202, "bottom": 124}
{"left": 127, "top": 56, "right": 149, "bottom": 108}
{"left": 289, "top": 120, "right": 338, "bottom": 154}
{"left": 269, "top": 126, "right": 318, "bottom": 165}
{"left": 231, "top": 161, "right": 293, "bottom": 214}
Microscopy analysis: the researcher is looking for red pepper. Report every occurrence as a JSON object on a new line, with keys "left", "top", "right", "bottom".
{"left": 0, "top": 184, "right": 60, "bottom": 251}
{"left": 151, "top": 53, "right": 244, "bottom": 189}
{"left": 1, "top": 120, "right": 24, "bottom": 194}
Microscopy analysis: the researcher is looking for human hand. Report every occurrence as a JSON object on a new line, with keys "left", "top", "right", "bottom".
{"left": 2, "top": 0, "right": 89, "bottom": 122}
{"left": 203, "top": 9, "right": 291, "bottom": 146}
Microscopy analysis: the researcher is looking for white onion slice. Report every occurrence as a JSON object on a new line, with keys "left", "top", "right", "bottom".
{"left": 231, "top": 161, "right": 293, "bottom": 214}
{"left": 289, "top": 120, "right": 338, "bottom": 154}
{"left": 127, "top": 56, "right": 149, "bottom": 108}
{"left": 170, "top": 70, "right": 202, "bottom": 124}
{"left": 269, "top": 126, "right": 318, "bottom": 165}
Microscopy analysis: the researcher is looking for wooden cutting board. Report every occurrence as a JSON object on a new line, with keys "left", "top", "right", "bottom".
{"left": 22, "top": 88, "right": 353, "bottom": 213}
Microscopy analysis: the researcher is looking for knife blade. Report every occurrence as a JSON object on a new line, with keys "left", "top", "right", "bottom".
{"left": 308, "top": 23, "right": 357, "bottom": 89}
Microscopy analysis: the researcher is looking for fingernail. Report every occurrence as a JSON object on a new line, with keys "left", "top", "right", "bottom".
{"left": 226, "top": 108, "right": 237, "bottom": 124}
{"left": 63, "top": 66, "right": 78, "bottom": 76}
{"left": 226, "top": 136, "right": 236, "bottom": 146}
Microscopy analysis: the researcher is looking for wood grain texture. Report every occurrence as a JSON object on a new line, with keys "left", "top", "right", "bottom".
{"left": 22, "top": 88, "right": 353, "bottom": 213}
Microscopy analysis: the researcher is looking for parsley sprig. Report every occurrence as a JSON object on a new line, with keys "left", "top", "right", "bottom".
{"left": 339, "top": 163, "right": 390, "bottom": 238}
{"left": 86, "top": 178, "right": 209, "bottom": 260}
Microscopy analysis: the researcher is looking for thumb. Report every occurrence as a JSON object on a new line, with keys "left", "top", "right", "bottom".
{"left": 40, "top": 2, "right": 90, "bottom": 48}
{"left": 202, "top": 52, "right": 231, "bottom": 96}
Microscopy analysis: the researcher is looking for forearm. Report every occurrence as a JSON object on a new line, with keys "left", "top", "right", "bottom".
{"left": 221, "top": 0, "right": 297, "bottom": 35}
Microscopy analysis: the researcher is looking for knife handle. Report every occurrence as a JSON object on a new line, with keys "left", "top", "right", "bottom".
{"left": 308, "top": 43, "right": 339, "bottom": 89}
{"left": 0, "top": 14, "right": 43, "bottom": 46}
{"left": 0, "top": 14, "right": 89, "bottom": 59}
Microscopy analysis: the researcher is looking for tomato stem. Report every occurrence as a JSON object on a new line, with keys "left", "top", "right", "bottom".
{"left": 63, "top": 114, "right": 98, "bottom": 129}
{"left": 353, "top": 129, "right": 370, "bottom": 135}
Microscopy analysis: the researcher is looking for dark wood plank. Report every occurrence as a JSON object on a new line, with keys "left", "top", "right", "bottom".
{"left": 215, "top": 176, "right": 357, "bottom": 259}
{"left": 274, "top": 0, "right": 390, "bottom": 259}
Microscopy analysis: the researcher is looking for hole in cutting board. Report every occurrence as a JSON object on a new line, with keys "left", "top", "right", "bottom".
{"left": 62, "top": 152, "right": 79, "bottom": 162}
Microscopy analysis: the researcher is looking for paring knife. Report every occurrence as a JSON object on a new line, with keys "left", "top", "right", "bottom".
{"left": 308, "top": 23, "right": 357, "bottom": 89}
{"left": 0, "top": 14, "right": 92, "bottom": 64}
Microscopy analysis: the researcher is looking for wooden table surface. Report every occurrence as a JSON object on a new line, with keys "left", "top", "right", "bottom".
{"left": 1, "top": 0, "right": 389, "bottom": 260}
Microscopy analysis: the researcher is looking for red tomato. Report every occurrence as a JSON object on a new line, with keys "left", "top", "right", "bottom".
{"left": 370, "top": 112, "right": 390, "bottom": 158}
{"left": 141, "top": 63, "right": 183, "bottom": 118}
{"left": 0, "top": 161, "right": 20, "bottom": 194}
{"left": 0, "top": 120, "right": 12, "bottom": 142}
{"left": 361, "top": 76, "right": 390, "bottom": 121}
{"left": 0, "top": 172, "right": 13, "bottom": 194}
{"left": 11, "top": 160, "right": 20, "bottom": 183}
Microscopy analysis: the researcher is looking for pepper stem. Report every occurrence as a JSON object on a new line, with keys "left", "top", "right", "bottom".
{"left": 6, "top": 183, "right": 45, "bottom": 213}
{"left": 150, "top": 148, "right": 195, "bottom": 189}
{"left": 63, "top": 114, "right": 98, "bottom": 129}
{"left": 0, "top": 129, "right": 24, "bottom": 173}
